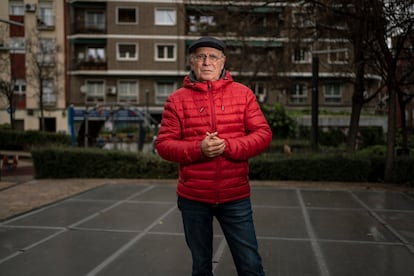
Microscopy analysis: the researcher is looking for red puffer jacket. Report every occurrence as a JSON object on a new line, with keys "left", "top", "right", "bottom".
{"left": 155, "top": 71, "right": 272, "bottom": 204}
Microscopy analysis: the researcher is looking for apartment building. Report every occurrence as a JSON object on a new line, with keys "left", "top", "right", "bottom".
{"left": 66, "top": 0, "right": 187, "bottom": 137}
{"left": 0, "top": 0, "right": 386, "bottom": 136}
{"left": 66, "top": 1, "right": 385, "bottom": 136}
{"left": 0, "top": 0, "right": 66, "bottom": 132}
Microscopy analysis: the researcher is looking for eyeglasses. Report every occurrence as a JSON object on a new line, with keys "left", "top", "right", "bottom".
{"left": 192, "top": 54, "right": 224, "bottom": 63}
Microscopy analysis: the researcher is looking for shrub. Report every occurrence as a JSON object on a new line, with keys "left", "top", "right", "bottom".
{"left": 31, "top": 146, "right": 177, "bottom": 179}
{"left": 30, "top": 146, "right": 413, "bottom": 186}
{"left": 0, "top": 129, "right": 71, "bottom": 150}
{"left": 267, "top": 139, "right": 311, "bottom": 154}
{"left": 359, "top": 126, "right": 385, "bottom": 148}
{"left": 249, "top": 154, "right": 371, "bottom": 182}
{"left": 356, "top": 145, "right": 387, "bottom": 156}
{"left": 261, "top": 103, "right": 297, "bottom": 139}
{"left": 319, "top": 128, "right": 346, "bottom": 147}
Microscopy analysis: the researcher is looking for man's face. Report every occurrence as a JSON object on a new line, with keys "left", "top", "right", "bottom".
{"left": 190, "top": 47, "right": 226, "bottom": 82}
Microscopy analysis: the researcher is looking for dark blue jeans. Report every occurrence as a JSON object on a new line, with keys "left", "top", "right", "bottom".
{"left": 178, "top": 196, "right": 265, "bottom": 276}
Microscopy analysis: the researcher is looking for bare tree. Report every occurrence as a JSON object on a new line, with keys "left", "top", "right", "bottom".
{"left": 296, "top": 1, "right": 380, "bottom": 152}
{"left": 185, "top": 1, "right": 289, "bottom": 93}
{"left": 302, "top": 0, "right": 414, "bottom": 182}
{"left": 25, "top": 27, "right": 63, "bottom": 131}
{"left": 0, "top": 24, "right": 17, "bottom": 129}
{"left": 359, "top": 0, "right": 414, "bottom": 182}
{"left": 0, "top": 78, "right": 16, "bottom": 129}
{"left": 394, "top": 32, "right": 414, "bottom": 153}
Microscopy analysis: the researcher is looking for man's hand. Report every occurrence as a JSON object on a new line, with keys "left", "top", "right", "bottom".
{"left": 201, "top": 132, "right": 225, "bottom": 158}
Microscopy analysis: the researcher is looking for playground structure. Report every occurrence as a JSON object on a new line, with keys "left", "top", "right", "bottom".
{"left": 68, "top": 103, "right": 159, "bottom": 152}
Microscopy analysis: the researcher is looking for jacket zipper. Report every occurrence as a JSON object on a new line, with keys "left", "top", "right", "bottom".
{"left": 208, "top": 82, "right": 220, "bottom": 204}
{"left": 208, "top": 82, "right": 217, "bottom": 132}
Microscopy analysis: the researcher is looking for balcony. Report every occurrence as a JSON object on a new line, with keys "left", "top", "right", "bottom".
{"left": 37, "top": 16, "right": 55, "bottom": 31}
{"left": 75, "top": 60, "right": 107, "bottom": 71}
{"left": 71, "top": 6, "right": 106, "bottom": 34}
{"left": 85, "top": 95, "right": 105, "bottom": 104}
{"left": 71, "top": 39, "right": 107, "bottom": 70}
{"left": 74, "top": 25, "right": 106, "bottom": 34}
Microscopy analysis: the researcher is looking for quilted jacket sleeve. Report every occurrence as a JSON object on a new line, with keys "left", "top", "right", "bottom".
{"left": 155, "top": 97, "right": 205, "bottom": 164}
{"left": 222, "top": 91, "right": 272, "bottom": 161}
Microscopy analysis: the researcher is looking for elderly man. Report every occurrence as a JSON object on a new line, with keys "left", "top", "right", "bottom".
{"left": 155, "top": 36, "right": 272, "bottom": 276}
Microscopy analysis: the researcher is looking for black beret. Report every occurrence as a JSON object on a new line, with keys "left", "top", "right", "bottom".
{"left": 188, "top": 37, "right": 226, "bottom": 53}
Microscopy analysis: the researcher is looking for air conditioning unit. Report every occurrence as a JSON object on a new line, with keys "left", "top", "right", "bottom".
{"left": 107, "top": 86, "right": 117, "bottom": 95}
{"left": 80, "top": 85, "right": 87, "bottom": 94}
{"left": 25, "top": 3, "right": 36, "bottom": 12}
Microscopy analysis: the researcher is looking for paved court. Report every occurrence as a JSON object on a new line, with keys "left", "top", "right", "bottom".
{"left": 0, "top": 181, "right": 413, "bottom": 276}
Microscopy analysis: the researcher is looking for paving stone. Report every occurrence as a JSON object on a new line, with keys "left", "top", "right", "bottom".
{"left": 321, "top": 242, "right": 414, "bottom": 276}
{"left": 375, "top": 211, "right": 414, "bottom": 243}
{"left": 308, "top": 209, "right": 399, "bottom": 242}
{"left": 0, "top": 183, "right": 413, "bottom": 276}
{"left": 4, "top": 200, "right": 113, "bottom": 227}
{"left": 0, "top": 230, "right": 136, "bottom": 276}
{"left": 354, "top": 190, "right": 414, "bottom": 210}
{"left": 0, "top": 227, "right": 58, "bottom": 260}
{"left": 301, "top": 190, "right": 362, "bottom": 209}
{"left": 76, "top": 202, "right": 175, "bottom": 231}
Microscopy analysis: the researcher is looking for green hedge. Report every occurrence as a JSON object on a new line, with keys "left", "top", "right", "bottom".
{"left": 30, "top": 147, "right": 413, "bottom": 185}
{"left": 249, "top": 153, "right": 413, "bottom": 185}
{"left": 31, "top": 147, "right": 177, "bottom": 179}
{"left": 0, "top": 129, "right": 71, "bottom": 150}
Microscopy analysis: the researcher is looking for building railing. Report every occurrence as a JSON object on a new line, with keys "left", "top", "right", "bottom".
{"left": 73, "top": 60, "right": 107, "bottom": 70}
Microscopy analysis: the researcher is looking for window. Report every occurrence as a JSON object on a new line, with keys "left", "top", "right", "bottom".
{"left": 292, "top": 48, "right": 311, "bottom": 63}
{"left": 117, "top": 43, "right": 138, "bottom": 60}
{"left": 9, "top": 1, "right": 24, "bottom": 15}
{"left": 87, "top": 47, "right": 106, "bottom": 62}
{"left": 38, "top": 2, "right": 54, "bottom": 27}
{"left": 41, "top": 79, "right": 56, "bottom": 105}
{"left": 85, "top": 11, "right": 105, "bottom": 31}
{"left": 293, "top": 12, "right": 314, "bottom": 28}
{"left": 42, "top": 79, "right": 54, "bottom": 94}
{"left": 39, "top": 38, "right": 55, "bottom": 64}
{"left": 39, "top": 38, "right": 54, "bottom": 53}
{"left": 156, "top": 44, "right": 175, "bottom": 61}
{"left": 117, "top": 7, "right": 138, "bottom": 24}
{"left": 328, "top": 48, "right": 349, "bottom": 64}
{"left": 118, "top": 80, "right": 138, "bottom": 102}
{"left": 156, "top": 81, "right": 176, "bottom": 104}
{"left": 13, "top": 79, "right": 26, "bottom": 95}
{"left": 189, "top": 15, "right": 216, "bottom": 32}
{"left": 329, "top": 7, "right": 348, "bottom": 30}
{"left": 324, "top": 84, "right": 342, "bottom": 104}
{"left": 155, "top": 8, "right": 176, "bottom": 26}
{"left": 249, "top": 82, "right": 267, "bottom": 103}
{"left": 85, "top": 80, "right": 105, "bottom": 102}
{"left": 290, "top": 83, "right": 307, "bottom": 104}
{"left": 10, "top": 37, "right": 25, "bottom": 52}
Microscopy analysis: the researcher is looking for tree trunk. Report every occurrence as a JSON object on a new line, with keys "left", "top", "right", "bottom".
{"left": 9, "top": 107, "right": 14, "bottom": 129}
{"left": 7, "top": 88, "right": 15, "bottom": 129}
{"left": 396, "top": 87, "right": 408, "bottom": 150}
{"left": 39, "top": 86, "right": 45, "bottom": 131}
{"left": 347, "top": 97, "right": 362, "bottom": 152}
{"left": 384, "top": 86, "right": 397, "bottom": 183}
{"left": 347, "top": 45, "right": 365, "bottom": 153}
{"left": 40, "top": 102, "right": 45, "bottom": 131}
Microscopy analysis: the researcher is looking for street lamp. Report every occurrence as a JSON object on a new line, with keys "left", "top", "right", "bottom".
{"left": 311, "top": 54, "right": 319, "bottom": 152}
